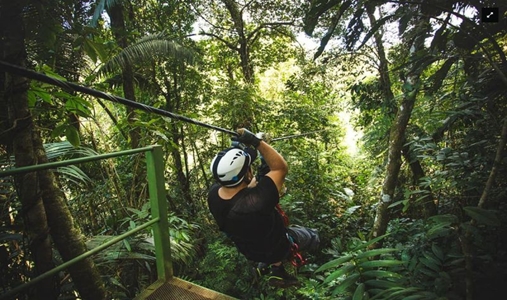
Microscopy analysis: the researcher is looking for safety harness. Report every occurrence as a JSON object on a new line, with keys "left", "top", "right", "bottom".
{"left": 275, "top": 203, "right": 307, "bottom": 267}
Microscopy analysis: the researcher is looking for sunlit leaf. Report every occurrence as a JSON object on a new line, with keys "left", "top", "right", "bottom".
{"left": 332, "top": 274, "right": 360, "bottom": 295}
{"left": 359, "top": 260, "right": 403, "bottom": 269}
{"left": 324, "top": 264, "right": 355, "bottom": 284}
{"left": 355, "top": 248, "right": 398, "bottom": 259}
{"left": 362, "top": 270, "right": 402, "bottom": 279}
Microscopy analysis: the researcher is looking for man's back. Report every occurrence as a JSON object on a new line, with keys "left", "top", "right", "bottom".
{"left": 207, "top": 176, "right": 290, "bottom": 264}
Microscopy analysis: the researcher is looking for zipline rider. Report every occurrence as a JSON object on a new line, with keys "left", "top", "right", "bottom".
{"left": 207, "top": 128, "right": 319, "bottom": 288}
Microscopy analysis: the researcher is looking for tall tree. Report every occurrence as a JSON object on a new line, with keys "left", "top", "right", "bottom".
{"left": 105, "top": 0, "right": 141, "bottom": 149}
{"left": 0, "top": 3, "right": 57, "bottom": 298}
{"left": 194, "top": 0, "right": 297, "bottom": 129}
{"left": 0, "top": 1, "right": 106, "bottom": 299}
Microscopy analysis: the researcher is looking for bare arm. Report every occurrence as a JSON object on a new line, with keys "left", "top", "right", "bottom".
{"left": 256, "top": 141, "right": 288, "bottom": 192}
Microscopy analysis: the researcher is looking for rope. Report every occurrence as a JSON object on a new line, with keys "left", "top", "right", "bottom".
{"left": 0, "top": 61, "right": 238, "bottom": 136}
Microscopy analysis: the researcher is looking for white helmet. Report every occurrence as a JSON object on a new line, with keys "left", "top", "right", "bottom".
{"left": 210, "top": 147, "right": 257, "bottom": 187}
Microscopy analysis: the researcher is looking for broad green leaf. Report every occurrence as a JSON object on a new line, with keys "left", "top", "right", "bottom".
{"left": 30, "top": 87, "right": 52, "bottom": 104}
{"left": 332, "top": 274, "right": 360, "bottom": 295}
{"left": 41, "top": 64, "right": 67, "bottom": 81}
{"left": 353, "top": 283, "right": 365, "bottom": 300}
{"left": 362, "top": 270, "right": 402, "bottom": 279}
{"left": 386, "top": 287, "right": 422, "bottom": 298}
{"left": 427, "top": 224, "right": 453, "bottom": 239}
{"left": 352, "top": 233, "right": 390, "bottom": 251}
{"left": 364, "top": 279, "right": 399, "bottom": 289}
{"left": 403, "top": 295, "right": 428, "bottom": 300}
{"left": 418, "top": 267, "right": 437, "bottom": 277}
{"left": 359, "top": 260, "right": 403, "bottom": 269}
{"left": 428, "top": 214, "right": 458, "bottom": 225}
{"left": 316, "top": 254, "right": 354, "bottom": 273}
{"left": 324, "top": 264, "right": 355, "bottom": 284}
{"left": 463, "top": 206, "right": 500, "bottom": 226}
{"left": 432, "top": 244, "right": 444, "bottom": 261}
{"left": 65, "top": 125, "right": 81, "bottom": 147}
{"left": 56, "top": 165, "right": 91, "bottom": 184}
{"left": 423, "top": 251, "right": 442, "bottom": 265}
{"left": 419, "top": 257, "right": 440, "bottom": 272}
{"left": 388, "top": 200, "right": 407, "bottom": 209}
{"left": 356, "top": 248, "right": 398, "bottom": 259}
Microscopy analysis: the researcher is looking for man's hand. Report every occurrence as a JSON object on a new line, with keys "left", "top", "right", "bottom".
{"left": 235, "top": 128, "right": 261, "bottom": 148}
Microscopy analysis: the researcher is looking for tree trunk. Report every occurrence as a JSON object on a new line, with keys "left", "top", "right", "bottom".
{"left": 0, "top": 2, "right": 106, "bottom": 299}
{"left": 35, "top": 137, "right": 107, "bottom": 300}
{"left": 221, "top": 0, "right": 254, "bottom": 84}
{"left": 370, "top": 11, "right": 430, "bottom": 248}
{"left": 0, "top": 2, "right": 57, "bottom": 299}
{"left": 107, "top": 1, "right": 141, "bottom": 149}
{"left": 478, "top": 110, "right": 507, "bottom": 208}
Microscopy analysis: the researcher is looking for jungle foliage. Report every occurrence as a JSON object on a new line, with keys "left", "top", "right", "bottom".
{"left": 0, "top": 0, "right": 506, "bottom": 299}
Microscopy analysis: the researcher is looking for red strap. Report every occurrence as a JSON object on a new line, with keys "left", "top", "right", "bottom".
{"left": 276, "top": 204, "right": 289, "bottom": 226}
{"left": 290, "top": 242, "right": 307, "bottom": 267}
{"left": 276, "top": 204, "right": 307, "bottom": 267}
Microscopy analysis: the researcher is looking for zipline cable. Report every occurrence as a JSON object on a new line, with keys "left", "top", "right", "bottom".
{"left": 271, "top": 129, "right": 328, "bottom": 142}
{"left": 0, "top": 61, "right": 238, "bottom": 136}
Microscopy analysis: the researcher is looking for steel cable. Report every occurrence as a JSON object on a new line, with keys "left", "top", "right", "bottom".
{"left": 0, "top": 61, "right": 238, "bottom": 136}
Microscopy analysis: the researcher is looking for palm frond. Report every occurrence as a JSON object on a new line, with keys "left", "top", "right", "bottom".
{"left": 44, "top": 141, "right": 98, "bottom": 160}
{"left": 100, "top": 32, "right": 194, "bottom": 75}
{"left": 43, "top": 141, "right": 98, "bottom": 185}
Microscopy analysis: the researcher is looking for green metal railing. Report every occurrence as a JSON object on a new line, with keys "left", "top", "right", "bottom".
{"left": 0, "top": 145, "right": 172, "bottom": 299}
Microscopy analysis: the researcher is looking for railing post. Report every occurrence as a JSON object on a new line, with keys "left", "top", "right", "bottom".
{"left": 145, "top": 146, "right": 173, "bottom": 281}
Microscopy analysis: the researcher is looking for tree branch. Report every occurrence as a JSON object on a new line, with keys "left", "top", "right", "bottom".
{"left": 478, "top": 117, "right": 507, "bottom": 208}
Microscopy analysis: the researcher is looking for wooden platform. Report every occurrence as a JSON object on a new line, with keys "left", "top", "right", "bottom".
{"left": 134, "top": 277, "right": 238, "bottom": 300}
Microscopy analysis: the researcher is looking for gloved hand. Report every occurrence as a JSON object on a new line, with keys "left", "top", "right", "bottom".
{"left": 257, "top": 155, "right": 270, "bottom": 178}
{"left": 234, "top": 128, "right": 262, "bottom": 148}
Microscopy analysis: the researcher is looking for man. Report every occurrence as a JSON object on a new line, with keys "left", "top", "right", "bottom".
{"left": 207, "top": 128, "right": 318, "bottom": 288}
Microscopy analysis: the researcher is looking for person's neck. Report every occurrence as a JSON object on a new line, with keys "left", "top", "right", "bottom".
{"left": 219, "top": 182, "right": 248, "bottom": 200}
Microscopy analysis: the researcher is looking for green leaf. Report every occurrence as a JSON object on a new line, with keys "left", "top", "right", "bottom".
{"left": 463, "top": 206, "right": 500, "bottom": 226}
{"left": 353, "top": 283, "right": 365, "bottom": 300}
{"left": 423, "top": 251, "right": 442, "bottom": 266}
{"left": 418, "top": 267, "right": 437, "bottom": 277}
{"left": 359, "top": 260, "right": 403, "bottom": 269}
{"left": 332, "top": 274, "right": 360, "bottom": 295}
{"left": 383, "top": 287, "right": 422, "bottom": 298}
{"left": 431, "top": 244, "right": 444, "bottom": 261}
{"left": 123, "top": 239, "right": 131, "bottom": 252}
{"left": 402, "top": 295, "right": 428, "bottom": 300}
{"left": 427, "top": 226, "right": 452, "bottom": 239}
{"left": 362, "top": 270, "right": 402, "bottom": 279}
{"left": 316, "top": 254, "right": 354, "bottom": 273}
{"left": 419, "top": 257, "right": 440, "bottom": 272}
{"left": 388, "top": 200, "right": 407, "bottom": 209}
{"left": 65, "top": 125, "right": 81, "bottom": 147}
{"left": 364, "top": 279, "right": 399, "bottom": 289}
{"left": 129, "top": 220, "right": 136, "bottom": 230}
{"left": 351, "top": 234, "right": 390, "bottom": 251}
{"left": 428, "top": 214, "right": 458, "bottom": 225}
{"left": 41, "top": 64, "right": 67, "bottom": 81}
{"left": 324, "top": 264, "right": 355, "bottom": 284}
{"left": 356, "top": 248, "right": 398, "bottom": 259}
